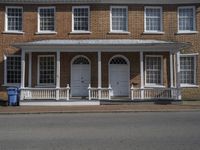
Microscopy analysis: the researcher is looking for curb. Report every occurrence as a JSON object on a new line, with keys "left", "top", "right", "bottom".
{"left": 1, "top": 109, "right": 200, "bottom": 115}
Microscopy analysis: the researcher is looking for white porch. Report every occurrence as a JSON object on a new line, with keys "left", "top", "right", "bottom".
{"left": 15, "top": 39, "right": 188, "bottom": 102}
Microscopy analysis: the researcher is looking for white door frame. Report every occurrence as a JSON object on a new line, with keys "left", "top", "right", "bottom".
{"left": 109, "top": 55, "right": 130, "bottom": 97}
{"left": 70, "top": 55, "right": 91, "bottom": 97}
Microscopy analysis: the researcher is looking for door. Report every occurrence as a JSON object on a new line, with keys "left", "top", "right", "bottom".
{"left": 109, "top": 56, "right": 129, "bottom": 97}
{"left": 71, "top": 56, "right": 90, "bottom": 97}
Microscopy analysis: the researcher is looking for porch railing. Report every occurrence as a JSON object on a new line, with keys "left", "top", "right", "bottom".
{"left": 88, "top": 84, "right": 112, "bottom": 100}
{"left": 20, "top": 85, "right": 70, "bottom": 100}
{"left": 130, "top": 85, "right": 180, "bottom": 100}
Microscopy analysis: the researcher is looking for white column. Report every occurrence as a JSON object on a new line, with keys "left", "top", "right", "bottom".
{"left": 140, "top": 51, "right": 144, "bottom": 99}
{"left": 4, "top": 55, "right": 7, "bottom": 85}
{"left": 21, "top": 51, "right": 25, "bottom": 88}
{"left": 98, "top": 51, "right": 102, "bottom": 99}
{"left": 20, "top": 51, "right": 25, "bottom": 100}
{"left": 176, "top": 51, "right": 181, "bottom": 100}
{"left": 28, "top": 52, "right": 32, "bottom": 87}
{"left": 170, "top": 52, "right": 174, "bottom": 88}
{"left": 56, "top": 51, "right": 60, "bottom": 100}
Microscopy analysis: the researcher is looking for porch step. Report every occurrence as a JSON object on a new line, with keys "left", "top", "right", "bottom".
{"left": 20, "top": 100, "right": 100, "bottom": 106}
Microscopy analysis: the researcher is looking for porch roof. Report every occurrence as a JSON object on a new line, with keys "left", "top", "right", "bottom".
{"left": 14, "top": 39, "right": 189, "bottom": 52}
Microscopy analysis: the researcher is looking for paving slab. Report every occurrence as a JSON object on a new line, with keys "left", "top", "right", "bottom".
{"left": 1, "top": 104, "right": 200, "bottom": 114}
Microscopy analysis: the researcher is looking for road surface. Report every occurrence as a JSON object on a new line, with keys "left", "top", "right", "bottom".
{"left": 0, "top": 112, "right": 200, "bottom": 150}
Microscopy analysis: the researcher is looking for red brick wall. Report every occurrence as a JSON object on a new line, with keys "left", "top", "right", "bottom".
{"left": 0, "top": 4, "right": 199, "bottom": 100}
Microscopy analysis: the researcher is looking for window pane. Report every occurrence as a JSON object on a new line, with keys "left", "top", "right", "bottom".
{"left": 73, "top": 7, "right": 89, "bottom": 31}
{"left": 39, "top": 56, "right": 55, "bottom": 84}
{"left": 145, "top": 8, "right": 161, "bottom": 31}
{"left": 111, "top": 7, "right": 127, "bottom": 31}
{"left": 179, "top": 7, "right": 194, "bottom": 31}
{"left": 146, "top": 56, "right": 162, "bottom": 84}
{"left": 7, "top": 56, "right": 21, "bottom": 83}
{"left": 7, "top": 7, "right": 23, "bottom": 31}
{"left": 180, "top": 56, "right": 195, "bottom": 84}
{"left": 39, "top": 8, "right": 55, "bottom": 31}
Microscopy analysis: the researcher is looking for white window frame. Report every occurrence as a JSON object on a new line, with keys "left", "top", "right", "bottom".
{"left": 72, "top": 6, "right": 90, "bottom": 33}
{"left": 180, "top": 53, "right": 198, "bottom": 87}
{"left": 144, "top": 6, "right": 163, "bottom": 33}
{"left": 37, "top": 6, "right": 56, "bottom": 34}
{"left": 110, "top": 6, "right": 128, "bottom": 33}
{"left": 37, "top": 55, "right": 56, "bottom": 86}
{"left": 177, "top": 6, "right": 197, "bottom": 34}
{"left": 5, "top": 6, "right": 24, "bottom": 34}
{"left": 4, "top": 55, "right": 21, "bottom": 86}
{"left": 145, "top": 55, "right": 164, "bottom": 87}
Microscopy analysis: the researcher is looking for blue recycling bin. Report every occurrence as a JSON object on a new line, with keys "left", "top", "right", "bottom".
{"left": 7, "top": 87, "right": 19, "bottom": 106}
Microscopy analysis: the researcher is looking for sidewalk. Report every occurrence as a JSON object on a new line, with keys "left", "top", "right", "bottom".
{"left": 1, "top": 104, "right": 200, "bottom": 114}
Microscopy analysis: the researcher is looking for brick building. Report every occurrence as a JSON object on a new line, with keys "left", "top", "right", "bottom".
{"left": 0, "top": 0, "right": 199, "bottom": 102}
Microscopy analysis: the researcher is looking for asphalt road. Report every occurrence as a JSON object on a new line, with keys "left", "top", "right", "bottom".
{"left": 0, "top": 112, "right": 200, "bottom": 150}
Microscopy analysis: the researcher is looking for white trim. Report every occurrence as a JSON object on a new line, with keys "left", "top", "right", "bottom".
{"left": 144, "top": 55, "right": 164, "bottom": 87}
{"left": 110, "top": 6, "right": 128, "bottom": 32}
{"left": 70, "top": 55, "right": 91, "bottom": 97}
{"left": 37, "top": 6, "right": 56, "bottom": 33}
{"left": 179, "top": 53, "right": 198, "bottom": 87}
{"left": 2, "top": 31, "right": 24, "bottom": 34}
{"left": 180, "top": 53, "right": 199, "bottom": 56}
{"left": 4, "top": 55, "right": 21, "bottom": 86}
{"left": 144, "top": 6, "right": 163, "bottom": 33}
{"left": 37, "top": 55, "right": 56, "bottom": 86}
{"left": 180, "top": 84, "right": 199, "bottom": 88}
{"left": 70, "top": 31, "right": 92, "bottom": 34}
{"left": 72, "top": 6, "right": 90, "bottom": 32}
{"left": 176, "top": 31, "right": 198, "bottom": 34}
{"left": 108, "top": 31, "right": 130, "bottom": 34}
{"left": 177, "top": 6, "right": 196, "bottom": 32}
{"left": 143, "top": 31, "right": 165, "bottom": 34}
{"left": 28, "top": 52, "right": 32, "bottom": 87}
{"left": 35, "top": 31, "right": 57, "bottom": 35}
{"left": 5, "top": 6, "right": 23, "bottom": 32}
{"left": 108, "top": 55, "right": 130, "bottom": 97}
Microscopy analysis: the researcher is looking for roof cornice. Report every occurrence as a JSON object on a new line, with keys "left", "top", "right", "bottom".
{"left": 0, "top": 0, "right": 199, "bottom": 4}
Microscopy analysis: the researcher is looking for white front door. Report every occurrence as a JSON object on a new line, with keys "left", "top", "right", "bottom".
{"left": 71, "top": 65, "right": 90, "bottom": 96}
{"left": 109, "top": 56, "right": 129, "bottom": 97}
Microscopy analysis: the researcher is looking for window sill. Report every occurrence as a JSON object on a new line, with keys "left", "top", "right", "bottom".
{"left": 2, "top": 83, "right": 20, "bottom": 87}
{"left": 108, "top": 31, "right": 131, "bottom": 34}
{"left": 143, "top": 31, "right": 165, "bottom": 35}
{"left": 2, "top": 31, "right": 24, "bottom": 34}
{"left": 180, "top": 84, "right": 199, "bottom": 88}
{"left": 176, "top": 31, "right": 199, "bottom": 34}
{"left": 35, "top": 85, "right": 56, "bottom": 88}
{"left": 70, "top": 31, "right": 92, "bottom": 34}
{"left": 144, "top": 85, "right": 166, "bottom": 88}
{"left": 35, "top": 31, "right": 57, "bottom": 35}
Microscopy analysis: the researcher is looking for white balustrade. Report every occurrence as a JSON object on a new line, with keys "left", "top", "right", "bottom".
{"left": 20, "top": 85, "right": 70, "bottom": 100}
{"left": 131, "top": 85, "right": 180, "bottom": 100}
{"left": 88, "top": 84, "right": 112, "bottom": 100}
